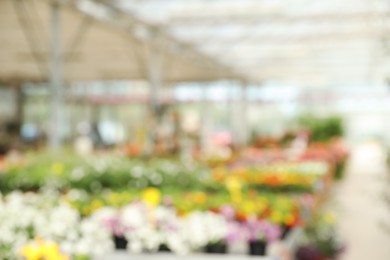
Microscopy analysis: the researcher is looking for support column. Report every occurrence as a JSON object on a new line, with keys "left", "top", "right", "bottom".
{"left": 49, "top": 1, "right": 64, "bottom": 151}
{"left": 14, "top": 84, "right": 24, "bottom": 128}
{"left": 145, "top": 38, "right": 163, "bottom": 154}
{"left": 200, "top": 86, "right": 209, "bottom": 154}
{"left": 232, "top": 82, "right": 249, "bottom": 147}
{"left": 228, "top": 82, "right": 237, "bottom": 146}
{"left": 239, "top": 83, "right": 249, "bottom": 146}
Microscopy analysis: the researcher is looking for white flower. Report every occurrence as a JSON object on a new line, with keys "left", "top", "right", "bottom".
{"left": 121, "top": 203, "right": 147, "bottom": 229}
{"left": 0, "top": 192, "right": 113, "bottom": 259}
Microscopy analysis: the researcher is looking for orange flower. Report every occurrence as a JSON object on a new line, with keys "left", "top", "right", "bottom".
{"left": 192, "top": 192, "right": 207, "bottom": 205}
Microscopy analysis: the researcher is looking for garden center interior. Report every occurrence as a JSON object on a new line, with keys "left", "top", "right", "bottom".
{"left": 1, "top": 0, "right": 390, "bottom": 259}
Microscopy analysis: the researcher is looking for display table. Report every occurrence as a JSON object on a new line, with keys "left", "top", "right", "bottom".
{"left": 95, "top": 252, "right": 273, "bottom": 260}
{"left": 94, "top": 229, "right": 302, "bottom": 260}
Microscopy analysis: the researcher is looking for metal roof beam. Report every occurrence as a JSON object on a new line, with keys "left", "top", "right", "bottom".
{"left": 183, "top": 29, "right": 387, "bottom": 47}
{"left": 169, "top": 11, "right": 390, "bottom": 24}
{"left": 79, "top": 0, "right": 246, "bottom": 80}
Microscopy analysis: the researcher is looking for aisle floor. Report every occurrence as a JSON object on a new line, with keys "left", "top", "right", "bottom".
{"left": 331, "top": 142, "right": 390, "bottom": 260}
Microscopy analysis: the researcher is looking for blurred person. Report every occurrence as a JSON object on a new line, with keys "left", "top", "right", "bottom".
{"left": 74, "top": 122, "right": 93, "bottom": 155}
{"left": 286, "top": 130, "right": 309, "bottom": 159}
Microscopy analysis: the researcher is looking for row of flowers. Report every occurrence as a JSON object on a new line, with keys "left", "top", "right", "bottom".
{"left": 0, "top": 152, "right": 331, "bottom": 196}
{"left": 212, "top": 161, "right": 329, "bottom": 192}
{"left": 92, "top": 201, "right": 282, "bottom": 255}
{"left": 0, "top": 191, "right": 288, "bottom": 258}
{"left": 63, "top": 188, "right": 314, "bottom": 227}
{"left": 0, "top": 153, "right": 212, "bottom": 194}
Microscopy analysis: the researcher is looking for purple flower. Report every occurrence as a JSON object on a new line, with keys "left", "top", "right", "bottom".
{"left": 226, "top": 222, "right": 246, "bottom": 244}
{"left": 245, "top": 218, "right": 281, "bottom": 243}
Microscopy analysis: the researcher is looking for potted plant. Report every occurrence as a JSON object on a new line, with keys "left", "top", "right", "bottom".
{"left": 295, "top": 213, "right": 345, "bottom": 260}
{"left": 245, "top": 218, "right": 281, "bottom": 256}
{"left": 201, "top": 211, "right": 229, "bottom": 254}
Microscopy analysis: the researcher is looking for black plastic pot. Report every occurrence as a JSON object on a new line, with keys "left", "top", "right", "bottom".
{"left": 158, "top": 244, "right": 171, "bottom": 252}
{"left": 113, "top": 236, "right": 128, "bottom": 250}
{"left": 248, "top": 240, "right": 267, "bottom": 256}
{"left": 204, "top": 242, "right": 228, "bottom": 254}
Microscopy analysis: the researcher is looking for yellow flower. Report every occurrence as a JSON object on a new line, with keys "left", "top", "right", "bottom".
{"left": 107, "top": 192, "right": 131, "bottom": 207}
{"left": 270, "top": 211, "right": 283, "bottom": 224}
{"left": 90, "top": 200, "right": 103, "bottom": 212}
{"left": 107, "top": 192, "right": 120, "bottom": 206}
{"left": 141, "top": 187, "right": 161, "bottom": 207}
{"left": 41, "top": 241, "right": 67, "bottom": 260}
{"left": 323, "top": 212, "right": 336, "bottom": 224}
{"left": 20, "top": 243, "right": 41, "bottom": 260}
{"left": 51, "top": 163, "right": 65, "bottom": 175}
{"left": 226, "top": 176, "right": 242, "bottom": 203}
{"left": 20, "top": 239, "right": 69, "bottom": 260}
{"left": 255, "top": 199, "right": 267, "bottom": 213}
{"left": 242, "top": 201, "right": 256, "bottom": 215}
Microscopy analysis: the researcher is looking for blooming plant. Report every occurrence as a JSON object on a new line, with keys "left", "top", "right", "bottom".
{"left": 219, "top": 205, "right": 247, "bottom": 245}
{"left": 245, "top": 217, "right": 281, "bottom": 243}
{"left": 0, "top": 192, "right": 113, "bottom": 260}
{"left": 92, "top": 201, "right": 231, "bottom": 255}
{"left": 19, "top": 238, "right": 69, "bottom": 260}
{"left": 296, "top": 212, "right": 344, "bottom": 260}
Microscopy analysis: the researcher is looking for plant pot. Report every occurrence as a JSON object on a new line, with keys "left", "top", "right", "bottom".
{"left": 158, "top": 244, "right": 171, "bottom": 252}
{"left": 295, "top": 245, "right": 336, "bottom": 260}
{"left": 204, "top": 242, "right": 227, "bottom": 254}
{"left": 113, "top": 236, "right": 128, "bottom": 250}
{"left": 248, "top": 240, "right": 267, "bottom": 256}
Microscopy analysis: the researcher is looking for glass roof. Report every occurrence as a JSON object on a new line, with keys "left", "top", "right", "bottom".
{"left": 81, "top": 0, "right": 390, "bottom": 85}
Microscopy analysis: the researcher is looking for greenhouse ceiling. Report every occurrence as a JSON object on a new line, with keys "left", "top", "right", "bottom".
{"left": 88, "top": 0, "right": 390, "bottom": 86}
{"left": 0, "top": 0, "right": 241, "bottom": 85}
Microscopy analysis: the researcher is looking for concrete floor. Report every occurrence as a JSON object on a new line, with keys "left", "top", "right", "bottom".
{"left": 330, "top": 142, "right": 390, "bottom": 260}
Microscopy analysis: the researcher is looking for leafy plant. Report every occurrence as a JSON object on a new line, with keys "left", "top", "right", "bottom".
{"left": 297, "top": 212, "right": 344, "bottom": 259}
{"left": 299, "top": 115, "right": 344, "bottom": 142}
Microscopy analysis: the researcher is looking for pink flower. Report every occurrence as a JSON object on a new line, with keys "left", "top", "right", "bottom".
{"left": 220, "top": 205, "right": 236, "bottom": 221}
{"left": 245, "top": 218, "right": 281, "bottom": 243}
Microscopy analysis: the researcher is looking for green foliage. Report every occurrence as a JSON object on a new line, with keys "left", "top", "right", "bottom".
{"left": 298, "top": 115, "right": 344, "bottom": 142}
{"left": 301, "top": 213, "right": 344, "bottom": 257}
{"left": 0, "top": 152, "right": 212, "bottom": 195}
{"left": 334, "top": 161, "right": 346, "bottom": 181}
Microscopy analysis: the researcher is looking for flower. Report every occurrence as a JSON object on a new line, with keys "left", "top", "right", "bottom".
{"left": 0, "top": 192, "right": 113, "bottom": 259}
{"left": 220, "top": 205, "right": 235, "bottom": 221}
{"left": 299, "top": 212, "right": 345, "bottom": 258}
{"left": 245, "top": 218, "right": 281, "bottom": 243}
{"left": 141, "top": 188, "right": 161, "bottom": 207}
{"left": 20, "top": 238, "right": 69, "bottom": 260}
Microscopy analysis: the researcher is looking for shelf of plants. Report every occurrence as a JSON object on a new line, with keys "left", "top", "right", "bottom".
{"left": 0, "top": 140, "right": 348, "bottom": 260}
